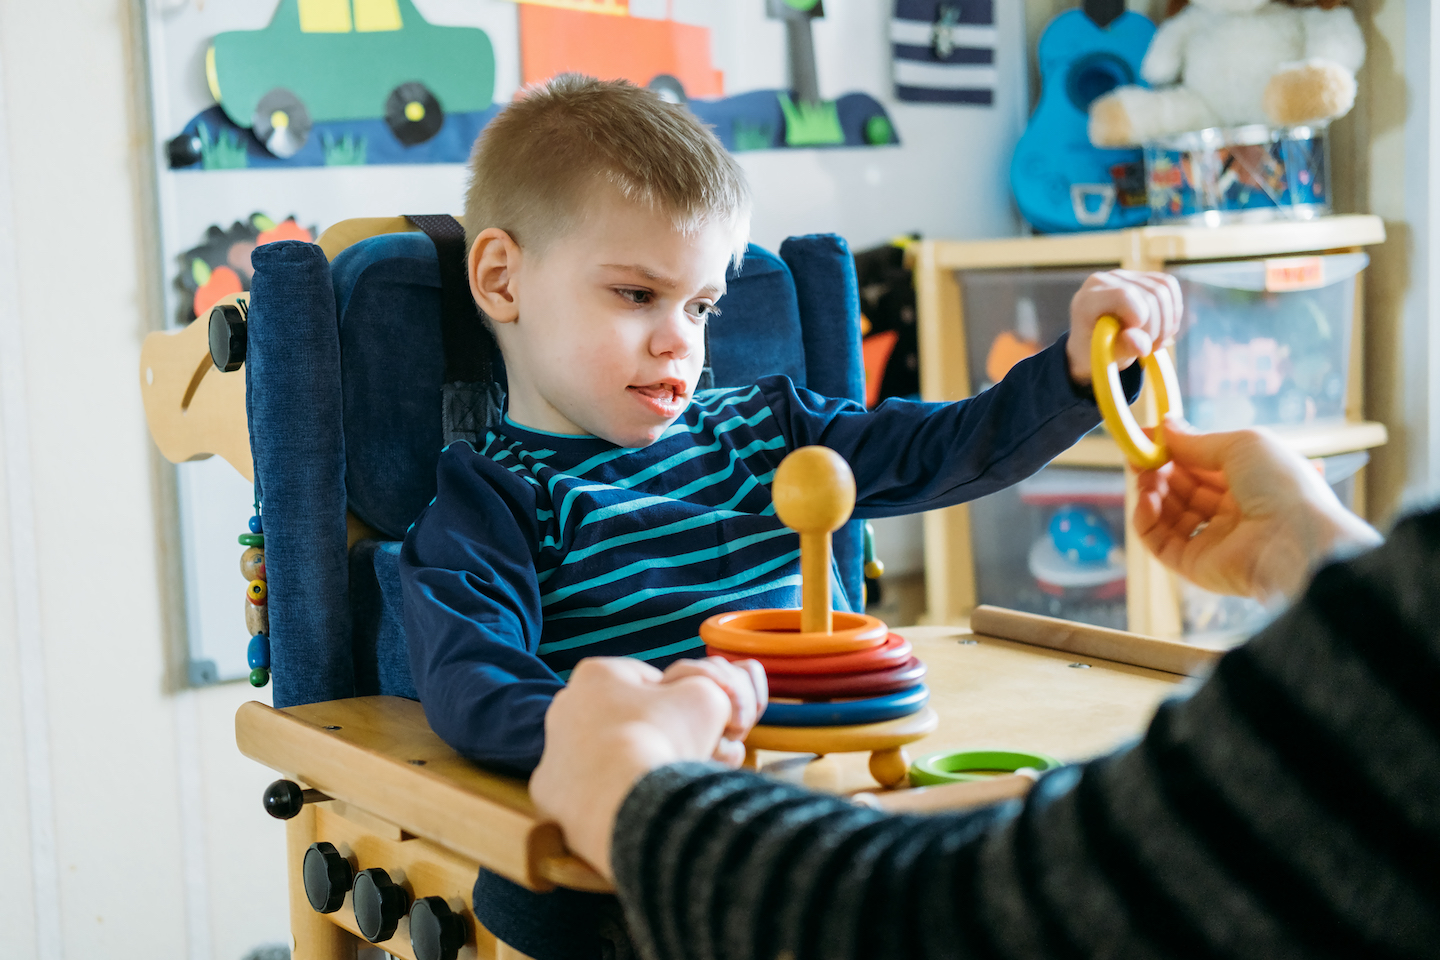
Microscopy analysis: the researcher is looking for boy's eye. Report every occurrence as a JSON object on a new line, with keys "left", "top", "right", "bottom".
{"left": 686, "top": 301, "right": 720, "bottom": 322}
{"left": 617, "top": 288, "right": 653, "bottom": 305}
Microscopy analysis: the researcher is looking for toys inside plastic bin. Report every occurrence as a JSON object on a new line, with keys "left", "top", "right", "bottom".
{"left": 959, "top": 268, "right": 1091, "bottom": 395}
{"left": 970, "top": 466, "right": 1127, "bottom": 631}
{"left": 1171, "top": 252, "right": 1366, "bottom": 431}
{"left": 1145, "top": 124, "right": 1330, "bottom": 226}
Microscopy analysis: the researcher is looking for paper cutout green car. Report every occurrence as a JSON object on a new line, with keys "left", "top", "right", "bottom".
{"left": 207, "top": 0, "right": 495, "bottom": 157}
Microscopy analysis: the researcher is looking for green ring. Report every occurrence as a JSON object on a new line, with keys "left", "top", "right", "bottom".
{"left": 908, "top": 749, "right": 1063, "bottom": 787}
{"left": 238, "top": 533, "right": 265, "bottom": 547}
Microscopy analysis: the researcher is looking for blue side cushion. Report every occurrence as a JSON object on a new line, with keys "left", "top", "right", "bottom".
{"left": 349, "top": 539, "right": 418, "bottom": 700}
{"left": 709, "top": 244, "right": 807, "bottom": 389}
{"left": 332, "top": 231, "right": 449, "bottom": 541}
{"left": 248, "top": 240, "right": 354, "bottom": 707}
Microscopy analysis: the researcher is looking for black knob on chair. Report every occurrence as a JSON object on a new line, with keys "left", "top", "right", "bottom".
{"left": 302, "top": 842, "right": 352, "bottom": 914}
{"left": 262, "top": 779, "right": 329, "bottom": 820}
{"left": 410, "top": 897, "right": 467, "bottom": 960}
{"left": 354, "top": 867, "right": 410, "bottom": 943}
{"left": 209, "top": 302, "right": 247, "bottom": 372}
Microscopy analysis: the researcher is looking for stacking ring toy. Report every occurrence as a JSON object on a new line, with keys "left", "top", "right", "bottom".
{"left": 707, "top": 632, "right": 913, "bottom": 675}
{"left": 1090, "top": 314, "right": 1184, "bottom": 470}
{"left": 700, "top": 609, "right": 887, "bottom": 656}
{"left": 766, "top": 657, "right": 927, "bottom": 700}
{"left": 908, "top": 748, "right": 1063, "bottom": 787}
{"left": 759, "top": 684, "right": 929, "bottom": 727}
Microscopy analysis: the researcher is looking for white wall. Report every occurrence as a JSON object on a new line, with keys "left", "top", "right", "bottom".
{"left": 1330, "top": 0, "right": 1440, "bottom": 520}
{"left": 0, "top": 2, "right": 291, "bottom": 958}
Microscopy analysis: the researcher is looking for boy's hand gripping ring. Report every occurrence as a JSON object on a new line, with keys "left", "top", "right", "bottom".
{"left": 1090, "top": 314, "right": 1183, "bottom": 471}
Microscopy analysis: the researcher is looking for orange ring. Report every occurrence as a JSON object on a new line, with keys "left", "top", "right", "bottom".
{"left": 707, "top": 632, "right": 913, "bottom": 674}
{"left": 699, "top": 609, "right": 888, "bottom": 656}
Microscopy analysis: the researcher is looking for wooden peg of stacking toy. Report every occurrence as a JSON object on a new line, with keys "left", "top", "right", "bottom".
{"left": 772, "top": 445, "right": 856, "bottom": 635}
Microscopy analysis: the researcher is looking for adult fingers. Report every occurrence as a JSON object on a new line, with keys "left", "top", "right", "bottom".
{"left": 661, "top": 657, "right": 760, "bottom": 736}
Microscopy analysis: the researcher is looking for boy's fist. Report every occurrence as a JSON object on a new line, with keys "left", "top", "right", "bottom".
{"left": 1065, "top": 270, "right": 1183, "bottom": 386}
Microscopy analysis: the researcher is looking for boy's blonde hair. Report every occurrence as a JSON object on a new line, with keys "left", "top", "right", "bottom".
{"left": 463, "top": 74, "right": 751, "bottom": 264}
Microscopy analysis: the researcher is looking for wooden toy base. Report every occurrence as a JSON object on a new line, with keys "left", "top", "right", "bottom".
{"left": 741, "top": 706, "right": 940, "bottom": 787}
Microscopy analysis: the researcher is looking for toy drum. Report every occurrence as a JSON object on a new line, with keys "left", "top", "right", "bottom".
{"left": 1144, "top": 123, "right": 1330, "bottom": 226}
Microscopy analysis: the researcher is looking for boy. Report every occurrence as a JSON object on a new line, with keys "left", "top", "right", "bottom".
{"left": 400, "top": 75, "right": 1181, "bottom": 777}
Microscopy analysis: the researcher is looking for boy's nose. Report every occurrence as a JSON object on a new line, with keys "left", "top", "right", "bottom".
{"left": 650, "top": 310, "right": 697, "bottom": 358}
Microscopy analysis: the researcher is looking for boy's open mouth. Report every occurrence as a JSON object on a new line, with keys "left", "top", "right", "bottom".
{"left": 628, "top": 379, "right": 688, "bottom": 415}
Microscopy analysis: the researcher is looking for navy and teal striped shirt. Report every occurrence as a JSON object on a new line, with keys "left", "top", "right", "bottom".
{"left": 400, "top": 336, "right": 1139, "bottom": 773}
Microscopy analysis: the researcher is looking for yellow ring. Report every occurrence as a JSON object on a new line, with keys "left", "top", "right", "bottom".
{"left": 1090, "top": 315, "right": 1183, "bottom": 471}
{"left": 699, "top": 609, "right": 888, "bottom": 656}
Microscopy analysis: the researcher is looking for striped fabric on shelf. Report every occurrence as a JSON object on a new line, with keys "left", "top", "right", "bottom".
{"left": 892, "top": 0, "right": 997, "bottom": 105}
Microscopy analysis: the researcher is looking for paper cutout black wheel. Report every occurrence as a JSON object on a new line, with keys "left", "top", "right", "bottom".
{"left": 252, "top": 87, "right": 312, "bottom": 159}
{"left": 648, "top": 74, "right": 687, "bottom": 105}
{"left": 385, "top": 82, "right": 445, "bottom": 145}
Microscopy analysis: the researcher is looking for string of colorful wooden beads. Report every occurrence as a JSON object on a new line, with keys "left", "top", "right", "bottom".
{"left": 240, "top": 510, "right": 270, "bottom": 687}
{"left": 701, "top": 446, "right": 937, "bottom": 787}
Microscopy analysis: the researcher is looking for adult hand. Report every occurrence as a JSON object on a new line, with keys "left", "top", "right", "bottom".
{"left": 660, "top": 655, "right": 767, "bottom": 766}
{"left": 529, "top": 655, "right": 766, "bottom": 879}
{"left": 1133, "top": 416, "right": 1382, "bottom": 601}
{"left": 1066, "top": 269, "right": 1184, "bottom": 385}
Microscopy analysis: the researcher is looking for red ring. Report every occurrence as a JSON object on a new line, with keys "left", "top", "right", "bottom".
{"left": 766, "top": 657, "right": 927, "bottom": 700}
{"left": 707, "top": 632, "right": 913, "bottom": 675}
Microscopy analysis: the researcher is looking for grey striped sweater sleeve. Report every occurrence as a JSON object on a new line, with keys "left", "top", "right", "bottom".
{"left": 610, "top": 508, "right": 1440, "bottom": 960}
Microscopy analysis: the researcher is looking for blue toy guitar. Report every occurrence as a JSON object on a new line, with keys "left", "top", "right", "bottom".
{"left": 1010, "top": 0, "right": 1154, "bottom": 233}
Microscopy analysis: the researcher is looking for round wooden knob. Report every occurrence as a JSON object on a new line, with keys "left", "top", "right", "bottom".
{"left": 773, "top": 446, "right": 855, "bottom": 534}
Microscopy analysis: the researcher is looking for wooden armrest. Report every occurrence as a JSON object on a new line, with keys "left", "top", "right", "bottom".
{"left": 235, "top": 696, "right": 610, "bottom": 893}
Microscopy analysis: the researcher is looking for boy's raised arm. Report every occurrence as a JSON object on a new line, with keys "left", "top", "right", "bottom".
{"left": 400, "top": 447, "right": 564, "bottom": 776}
{"left": 766, "top": 333, "right": 1143, "bottom": 516}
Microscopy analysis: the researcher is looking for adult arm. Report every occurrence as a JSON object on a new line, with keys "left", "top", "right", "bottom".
{"left": 602, "top": 510, "right": 1440, "bottom": 959}
{"left": 400, "top": 443, "right": 563, "bottom": 775}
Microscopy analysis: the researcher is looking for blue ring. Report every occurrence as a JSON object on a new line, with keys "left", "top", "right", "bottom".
{"left": 758, "top": 684, "right": 929, "bottom": 727}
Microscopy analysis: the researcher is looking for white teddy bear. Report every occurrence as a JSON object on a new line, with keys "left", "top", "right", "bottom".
{"left": 1089, "top": 0, "right": 1365, "bottom": 148}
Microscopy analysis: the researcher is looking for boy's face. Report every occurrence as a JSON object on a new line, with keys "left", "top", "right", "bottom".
{"left": 477, "top": 187, "right": 740, "bottom": 448}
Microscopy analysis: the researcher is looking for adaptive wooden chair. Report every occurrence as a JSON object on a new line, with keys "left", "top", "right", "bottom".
{"left": 143, "top": 217, "right": 872, "bottom": 959}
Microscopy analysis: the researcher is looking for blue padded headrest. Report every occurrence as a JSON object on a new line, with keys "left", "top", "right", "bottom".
{"left": 331, "top": 233, "right": 811, "bottom": 540}
{"left": 332, "top": 232, "right": 449, "bottom": 540}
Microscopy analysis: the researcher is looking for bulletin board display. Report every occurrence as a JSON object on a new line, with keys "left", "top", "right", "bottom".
{"left": 144, "top": 0, "right": 1029, "bottom": 685}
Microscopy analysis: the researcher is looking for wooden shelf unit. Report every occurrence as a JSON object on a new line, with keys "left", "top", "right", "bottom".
{"left": 911, "top": 215, "right": 1388, "bottom": 638}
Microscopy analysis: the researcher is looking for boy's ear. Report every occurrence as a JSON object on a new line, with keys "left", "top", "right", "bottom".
{"left": 468, "top": 227, "right": 522, "bottom": 325}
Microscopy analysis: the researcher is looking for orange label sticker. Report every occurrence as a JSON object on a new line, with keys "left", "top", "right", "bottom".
{"left": 1265, "top": 256, "right": 1325, "bottom": 292}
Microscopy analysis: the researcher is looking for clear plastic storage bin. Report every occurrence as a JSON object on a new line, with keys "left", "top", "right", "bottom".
{"left": 968, "top": 453, "right": 1367, "bottom": 637}
{"left": 969, "top": 466, "right": 1128, "bottom": 631}
{"left": 1171, "top": 252, "right": 1365, "bottom": 431}
{"left": 958, "top": 252, "right": 1364, "bottom": 433}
